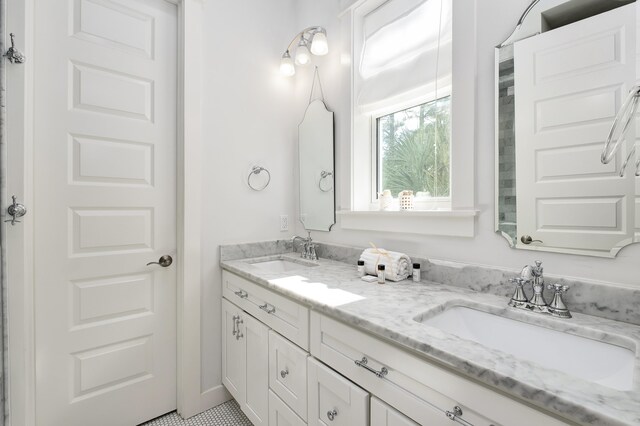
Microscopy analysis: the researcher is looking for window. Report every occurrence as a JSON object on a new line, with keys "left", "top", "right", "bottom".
{"left": 351, "top": 0, "right": 452, "bottom": 211}
{"left": 376, "top": 96, "right": 451, "bottom": 202}
{"left": 341, "top": 0, "right": 477, "bottom": 236}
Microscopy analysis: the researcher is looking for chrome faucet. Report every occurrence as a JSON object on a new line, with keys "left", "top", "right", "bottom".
{"left": 507, "top": 261, "right": 571, "bottom": 318}
{"left": 521, "top": 260, "right": 547, "bottom": 313}
{"left": 291, "top": 231, "right": 317, "bottom": 261}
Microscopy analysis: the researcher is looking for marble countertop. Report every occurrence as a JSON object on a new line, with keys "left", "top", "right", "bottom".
{"left": 221, "top": 253, "right": 640, "bottom": 426}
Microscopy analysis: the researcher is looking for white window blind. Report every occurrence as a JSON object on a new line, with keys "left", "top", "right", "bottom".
{"left": 357, "top": 0, "right": 452, "bottom": 114}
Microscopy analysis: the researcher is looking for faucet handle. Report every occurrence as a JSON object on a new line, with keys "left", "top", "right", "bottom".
{"left": 532, "top": 260, "right": 544, "bottom": 276}
{"left": 547, "top": 283, "right": 571, "bottom": 318}
{"left": 547, "top": 283, "right": 569, "bottom": 293}
{"left": 508, "top": 277, "right": 530, "bottom": 307}
{"left": 509, "top": 277, "right": 527, "bottom": 286}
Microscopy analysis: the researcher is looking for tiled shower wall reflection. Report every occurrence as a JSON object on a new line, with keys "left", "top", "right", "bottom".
{"left": 497, "top": 44, "right": 516, "bottom": 242}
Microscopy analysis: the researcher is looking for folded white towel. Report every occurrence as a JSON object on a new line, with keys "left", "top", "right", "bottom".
{"left": 359, "top": 247, "right": 411, "bottom": 282}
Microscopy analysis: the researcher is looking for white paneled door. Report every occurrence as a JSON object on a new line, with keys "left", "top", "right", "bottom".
{"left": 514, "top": 4, "right": 636, "bottom": 255}
{"left": 33, "top": 1, "right": 177, "bottom": 425}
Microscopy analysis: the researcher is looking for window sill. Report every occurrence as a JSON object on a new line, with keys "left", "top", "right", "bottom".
{"left": 336, "top": 209, "right": 478, "bottom": 237}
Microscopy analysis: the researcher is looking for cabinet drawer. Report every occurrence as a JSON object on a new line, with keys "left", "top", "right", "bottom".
{"left": 269, "top": 390, "right": 307, "bottom": 426}
{"left": 307, "top": 357, "right": 369, "bottom": 426}
{"left": 223, "top": 271, "right": 309, "bottom": 350}
{"left": 371, "top": 397, "right": 419, "bottom": 426}
{"left": 269, "top": 331, "right": 309, "bottom": 421}
{"left": 310, "top": 312, "right": 569, "bottom": 426}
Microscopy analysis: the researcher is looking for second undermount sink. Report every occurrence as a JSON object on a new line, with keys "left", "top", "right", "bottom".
{"left": 249, "top": 257, "right": 317, "bottom": 273}
{"left": 415, "top": 306, "right": 636, "bottom": 391}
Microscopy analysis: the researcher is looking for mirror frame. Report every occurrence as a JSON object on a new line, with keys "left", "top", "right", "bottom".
{"left": 298, "top": 99, "right": 336, "bottom": 232}
{"left": 494, "top": 0, "right": 637, "bottom": 257}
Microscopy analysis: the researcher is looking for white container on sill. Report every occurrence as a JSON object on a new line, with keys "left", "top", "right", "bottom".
{"left": 398, "top": 190, "right": 414, "bottom": 211}
{"left": 379, "top": 189, "right": 393, "bottom": 211}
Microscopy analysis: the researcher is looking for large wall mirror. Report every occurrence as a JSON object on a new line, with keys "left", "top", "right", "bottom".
{"left": 299, "top": 99, "right": 335, "bottom": 231}
{"left": 495, "top": 0, "right": 639, "bottom": 257}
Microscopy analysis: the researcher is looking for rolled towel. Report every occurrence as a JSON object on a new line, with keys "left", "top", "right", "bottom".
{"left": 359, "top": 246, "right": 411, "bottom": 282}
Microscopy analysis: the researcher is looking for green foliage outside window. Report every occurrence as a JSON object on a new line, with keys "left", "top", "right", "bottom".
{"left": 377, "top": 97, "right": 451, "bottom": 197}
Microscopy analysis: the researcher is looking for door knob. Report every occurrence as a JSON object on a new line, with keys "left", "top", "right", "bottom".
{"left": 146, "top": 255, "right": 173, "bottom": 267}
{"left": 5, "top": 195, "right": 27, "bottom": 226}
{"left": 520, "top": 235, "right": 543, "bottom": 245}
{"left": 326, "top": 409, "right": 338, "bottom": 421}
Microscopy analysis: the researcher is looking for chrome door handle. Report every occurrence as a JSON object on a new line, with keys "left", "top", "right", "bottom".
{"left": 4, "top": 33, "right": 26, "bottom": 64}
{"left": 280, "top": 368, "right": 289, "bottom": 379}
{"left": 5, "top": 195, "right": 27, "bottom": 226}
{"left": 354, "top": 356, "right": 388, "bottom": 378}
{"left": 520, "top": 235, "right": 543, "bottom": 245}
{"left": 326, "top": 409, "right": 338, "bottom": 421}
{"left": 146, "top": 255, "right": 173, "bottom": 267}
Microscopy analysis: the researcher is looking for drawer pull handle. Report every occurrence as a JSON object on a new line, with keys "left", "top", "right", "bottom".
{"left": 234, "top": 290, "right": 248, "bottom": 299}
{"left": 259, "top": 303, "right": 276, "bottom": 314}
{"left": 327, "top": 409, "right": 338, "bottom": 421}
{"left": 445, "top": 406, "right": 463, "bottom": 421}
{"left": 232, "top": 315, "right": 240, "bottom": 336}
{"left": 280, "top": 368, "right": 289, "bottom": 379}
{"left": 354, "top": 356, "right": 388, "bottom": 378}
{"left": 235, "top": 317, "right": 243, "bottom": 340}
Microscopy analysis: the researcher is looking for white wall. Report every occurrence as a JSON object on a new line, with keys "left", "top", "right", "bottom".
{"left": 200, "top": 0, "right": 299, "bottom": 392}
{"left": 294, "top": 0, "right": 640, "bottom": 288}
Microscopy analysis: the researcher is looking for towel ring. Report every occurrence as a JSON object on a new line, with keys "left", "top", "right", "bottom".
{"left": 619, "top": 145, "right": 640, "bottom": 177}
{"left": 319, "top": 170, "right": 333, "bottom": 192}
{"left": 247, "top": 166, "right": 271, "bottom": 191}
{"left": 602, "top": 85, "right": 640, "bottom": 164}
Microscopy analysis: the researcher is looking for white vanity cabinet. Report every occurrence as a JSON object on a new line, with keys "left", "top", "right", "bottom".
{"left": 307, "top": 357, "right": 370, "bottom": 426}
{"left": 310, "top": 312, "right": 569, "bottom": 426}
{"left": 221, "top": 298, "right": 269, "bottom": 426}
{"left": 221, "top": 270, "right": 572, "bottom": 426}
{"left": 223, "top": 271, "right": 310, "bottom": 350}
{"left": 371, "top": 398, "right": 419, "bottom": 426}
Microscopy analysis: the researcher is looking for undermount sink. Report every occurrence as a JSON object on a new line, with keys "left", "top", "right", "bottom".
{"left": 416, "top": 306, "right": 636, "bottom": 391}
{"left": 249, "top": 257, "right": 317, "bottom": 273}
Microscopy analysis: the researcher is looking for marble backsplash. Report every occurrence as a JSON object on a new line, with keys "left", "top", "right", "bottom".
{"left": 220, "top": 240, "right": 640, "bottom": 326}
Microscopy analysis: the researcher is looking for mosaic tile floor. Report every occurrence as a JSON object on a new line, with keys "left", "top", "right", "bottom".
{"left": 140, "top": 400, "right": 252, "bottom": 426}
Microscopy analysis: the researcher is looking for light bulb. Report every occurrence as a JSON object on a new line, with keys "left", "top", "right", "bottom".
{"left": 295, "top": 42, "right": 311, "bottom": 66}
{"left": 310, "top": 30, "right": 328, "bottom": 56}
{"left": 280, "top": 51, "right": 295, "bottom": 77}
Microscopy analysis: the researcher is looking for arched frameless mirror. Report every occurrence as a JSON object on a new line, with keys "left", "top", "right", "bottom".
{"left": 299, "top": 99, "right": 335, "bottom": 231}
{"left": 495, "top": 0, "right": 638, "bottom": 258}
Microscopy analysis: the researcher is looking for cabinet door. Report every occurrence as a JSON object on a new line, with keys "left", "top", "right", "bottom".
{"left": 241, "top": 312, "right": 270, "bottom": 426}
{"left": 371, "top": 397, "right": 418, "bottom": 426}
{"left": 269, "top": 330, "right": 309, "bottom": 420}
{"left": 308, "top": 358, "right": 369, "bottom": 426}
{"left": 270, "top": 390, "right": 307, "bottom": 426}
{"left": 222, "top": 299, "right": 245, "bottom": 402}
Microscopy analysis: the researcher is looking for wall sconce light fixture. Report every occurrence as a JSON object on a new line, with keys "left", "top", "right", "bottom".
{"left": 280, "top": 26, "right": 328, "bottom": 77}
